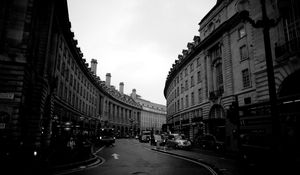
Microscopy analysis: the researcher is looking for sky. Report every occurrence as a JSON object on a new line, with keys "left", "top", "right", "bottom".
{"left": 67, "top": 0, "right": 216, "bottom": 105}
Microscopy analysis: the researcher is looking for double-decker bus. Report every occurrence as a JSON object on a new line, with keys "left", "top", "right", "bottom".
{"left": 238, "top": 96, "right": 299, "bottom": 163}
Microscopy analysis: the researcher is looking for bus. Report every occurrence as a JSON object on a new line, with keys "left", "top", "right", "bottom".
{"left": 97, "top": 128, "right": 116, "bottom": 146}
{"left": 238, "top": 96, "right": 299, "bottom": 163}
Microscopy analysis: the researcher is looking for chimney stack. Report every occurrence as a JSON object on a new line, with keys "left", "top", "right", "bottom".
{"left": 90, "top": 59, "right": 98, "bottom": 75}
{"left": 131, "top": 89, "right": 137, "bottom": 99}
{"left": 106, "top": 73, "right": 111, "bottom": 86}
{"left": 119, "top": 82, "right": 124, "bottom": 94}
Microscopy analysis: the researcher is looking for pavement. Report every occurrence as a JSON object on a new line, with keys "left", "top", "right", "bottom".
{"left": 150, "top": 145, "right": 243, "bottom": 175}
{"left": 49, "top": 144, "right": 104, "bottom": 175}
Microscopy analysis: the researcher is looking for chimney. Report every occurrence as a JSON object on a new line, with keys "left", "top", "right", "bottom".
{"left": 131, "top": 89, "right": 137, "bottom": 99}
{"left": 90, "top": 59, "right": 98, "bottom": 75}
{"left": 119, "top": 82, "right": 124, "bottom": 94}
{"left": 106, "top": 73, "right": 111, "bottom": 86}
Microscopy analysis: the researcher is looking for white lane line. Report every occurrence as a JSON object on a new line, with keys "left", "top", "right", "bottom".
{"left": 145, "top": 147, "right": 218, "bottom": 175}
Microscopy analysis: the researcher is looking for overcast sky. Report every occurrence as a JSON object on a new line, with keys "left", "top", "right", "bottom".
{"left": 67, "top": 0, "right": 216, "bottom": 105}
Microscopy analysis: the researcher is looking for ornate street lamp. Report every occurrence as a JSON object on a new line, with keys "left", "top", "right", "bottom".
{"left": 236, "top": 0, "right": 281, "bottom": 151}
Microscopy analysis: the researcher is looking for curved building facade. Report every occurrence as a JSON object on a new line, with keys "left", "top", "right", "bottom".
{"left": 164, "top": 0, "right": 299, "bottom": 152}
{"left": 0, "top": 0, "right": 141, "bottom": 158}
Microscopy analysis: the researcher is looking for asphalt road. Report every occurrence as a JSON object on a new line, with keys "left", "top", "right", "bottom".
{"left": 67, "top": 139, "right": 215, "bottom": 175}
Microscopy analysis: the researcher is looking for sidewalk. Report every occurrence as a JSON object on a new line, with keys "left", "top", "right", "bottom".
{"left": 151, "top": 146, "right": 245, "bottom": 175}
{"left": 49, "top": 144, "right": 103, "bottom": 175}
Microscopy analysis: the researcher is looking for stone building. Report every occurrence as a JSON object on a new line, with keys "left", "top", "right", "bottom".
{"left": 164, "top": 0, "right": 299, "bottom": 153}
{"left": 131, "top": 89, "right": 166, "bottom": 134}
{"left": 0, "top": 0, "right": 141, "bottom": 159}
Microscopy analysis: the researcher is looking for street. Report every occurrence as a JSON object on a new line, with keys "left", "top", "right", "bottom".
{"left": 65, "top": 139, "right": 215, "bottom": 175}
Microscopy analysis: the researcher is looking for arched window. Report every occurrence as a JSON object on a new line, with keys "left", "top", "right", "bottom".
{"left": 209, "top": 104, "right": 225, "bottom": 119}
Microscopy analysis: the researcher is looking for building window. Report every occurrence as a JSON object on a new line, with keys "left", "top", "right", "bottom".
{"left": 191, "top": 76, "right": 194, "bottom": 87}
{"left": 281, "top": 0, "right": 300, "bottom": 44}
{"left": 64, "top": 87, "right": 67, "bottom": 100}
{"left": 65, "top": 68, "right": 69, "bottom": 81}
{"left": 61, "top": 62, "right": 65, "bottom": 76}
{"left": 59, "top": 82, "right": 63, "bottom": 97}
{"left": 242, "top": 68, "right": 251, "bottom": 88}
{"left": 198, "top": 88, "right": 202, "bottom": 104}
{"left": 181, "top": 98, "right": 184, "bottom": 109}
{"left": 238, "top": 26, "right": 246, "bottom": 38}
{"left": 240, "top": 45, "right": 248, "bottom": 60}
{"left": 185, "top": 68, "right": 188, "bottom": 77}
{"left": 190, "top": 63, "right": 194, "bottom": 72}
{"left": 185, "top": 95, "right": 189, "bottom": 108}
{"left": 70, "top": 74, "right": 73, "bottom": 86}
{"left": 57, "top": 57, "right": 61, "bottom": 70}
{"left": 216, "top": 63, "right": 223, "bottom": 90}
{"left": 244, "top": 97, "right": 251, "bottom": 104}
{"left": 185, "top": 80, "right": 188, "bottom": 91}
{"left": 180, "top": 72, "right": 183, "bottom": 80}
{"left": 191, "top": 92, "right": 195, "bottom": 106}
{"left": 197, "top": 57, "right": 201, "bottom": 67}
{"left": 197, "top": 71, "right": 201, "bottom": 83}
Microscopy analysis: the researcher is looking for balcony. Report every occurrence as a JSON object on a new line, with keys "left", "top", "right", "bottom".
{"left": 275, "top": 37, "right": 300, "bottom": 62}
{"left": 209, "top": 86, "right": 224, "bottom": 101}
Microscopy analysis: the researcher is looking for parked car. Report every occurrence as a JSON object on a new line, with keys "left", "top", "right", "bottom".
{"left": 139, "top": 131, "right": 151, "bottom": 143}
{"left": 150, "top": 134, "right": 163, "bottom": 146}
{"left": 166, "top": 133, "right": 192, "bottom": 150}
{"left": 196, "top": 134, "right": 224, "bottom": 151}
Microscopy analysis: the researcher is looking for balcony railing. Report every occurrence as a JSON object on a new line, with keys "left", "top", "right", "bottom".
{"left": 275, "top": 37, "right": 300, "bottom": 62}
{"left": 209, "top": 86, "right": 224, "bottom": 101}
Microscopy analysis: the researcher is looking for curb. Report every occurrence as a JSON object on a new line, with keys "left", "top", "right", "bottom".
{"left": 51, "top": 146, "right": 105, "bottom": 175}
{"left": 151, "top": 148, "right": 224, "bottom": 175}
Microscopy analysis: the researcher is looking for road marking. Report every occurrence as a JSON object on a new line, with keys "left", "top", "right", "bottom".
{"left": 112, "top": 153, "right": 120, "bottom": 159}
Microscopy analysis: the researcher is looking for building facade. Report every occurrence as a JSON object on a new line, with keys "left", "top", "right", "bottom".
{"left": 0, "top": 0, "right": 141, "bottom": 159}
{"left": 131, "top": 89, "right": 166, "bottom": 134}
{"left": 164, "top": 0, "right": 299, "bottom": 152}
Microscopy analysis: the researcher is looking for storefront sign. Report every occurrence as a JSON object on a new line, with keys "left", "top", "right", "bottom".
{"left": 0, "top": 123, "right": 5, "bottom": 129}
{"left": 0, "top": 93, "right": 14, "bottom": 100}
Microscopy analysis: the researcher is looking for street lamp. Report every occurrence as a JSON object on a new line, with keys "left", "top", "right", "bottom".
{"left": 236, "top": 0, "right": 280, "bottom": 150}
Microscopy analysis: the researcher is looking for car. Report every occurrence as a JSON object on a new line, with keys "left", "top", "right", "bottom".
{"left": 150, "top": 134, "right": 163, "bottom": 146}
{"left": 139, "top": 131, "right": 151, "bottom": 143}
{"left": 196, "top": 134, "right": 224, "bottom": 151}
{"left": 166, "top": 133, "right": 192, "bottom": 149}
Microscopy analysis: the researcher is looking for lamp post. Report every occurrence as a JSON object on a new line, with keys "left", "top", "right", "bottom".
{"left": 236, "top": 0, "right": 280, "bottom": 151}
